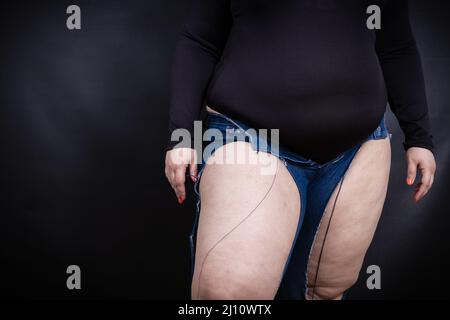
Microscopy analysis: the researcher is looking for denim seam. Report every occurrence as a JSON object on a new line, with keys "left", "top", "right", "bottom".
{"left": 189, "top": 162, "right": 207, "bottom": 286}
{"left": 207, "top": 112, "right": 257, "bottom": 150}
{"left": 303, "top": 175, "right": 346, "bottom": 300}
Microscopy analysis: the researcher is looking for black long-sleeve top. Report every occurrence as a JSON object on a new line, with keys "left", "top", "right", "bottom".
{"left": 167, "top": 0, "right": 434, "bottom": 164}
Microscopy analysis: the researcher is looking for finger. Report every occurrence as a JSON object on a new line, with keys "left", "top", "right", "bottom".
{"left": 167, "top": 148, "right": 182, "bottom": 166}
{"left": 413, "top": 183, "right": 426, "bottom": 203}
{"left": 406, "top": 160, "right": 417, "bottom": 186}
{"left": 189, "top": 157, "right": 198, "bottom": 182}
{"left": 414, "top": 168, "right": 433, "bottom": 202}
{"left": 421, "top": 168, "right": 433, "bottom": 196}
{"left": 168, "top": 167, "right": 175, "bottom": 184}
{"left": 174, "top": 167, "right": 187, "bottom": 203}
{"left": 167, "top": 168, "right": 178, "bottom": 195}
{"left": 164, "top": 166, "right": 172, "bottom": 181}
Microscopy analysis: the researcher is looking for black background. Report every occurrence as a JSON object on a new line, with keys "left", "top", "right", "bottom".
{"left": 1, "top": 0, "right": 449, "bottom": 299}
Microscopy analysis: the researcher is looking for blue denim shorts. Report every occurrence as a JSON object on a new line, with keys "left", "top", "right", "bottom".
{"left": 190, "top": 111, "right": 391, "bottom": 300}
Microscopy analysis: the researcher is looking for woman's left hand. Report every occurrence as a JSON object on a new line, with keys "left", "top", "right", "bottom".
{"left": 405, "top": 147, "right": 436, "bottom": 203}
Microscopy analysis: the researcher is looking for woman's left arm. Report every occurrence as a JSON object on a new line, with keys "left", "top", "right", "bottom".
{"left": 375, "top": 0, "right": 436, "bottom": 202}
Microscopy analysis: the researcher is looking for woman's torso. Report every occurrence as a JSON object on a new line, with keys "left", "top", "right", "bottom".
{"left": 205, "top": 0, "right": 389, "bottom": 164}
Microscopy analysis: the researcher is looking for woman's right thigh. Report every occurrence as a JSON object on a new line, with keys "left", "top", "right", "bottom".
{"left": 192, "top": 141, "right": 301, "bottom": 300}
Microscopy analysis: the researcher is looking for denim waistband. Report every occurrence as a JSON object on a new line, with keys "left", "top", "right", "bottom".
{"left": 205, "top": 111, "right": 389, "bottom": 168}
{"left": 206, "top": 112, "right": 286, "bottom": 157}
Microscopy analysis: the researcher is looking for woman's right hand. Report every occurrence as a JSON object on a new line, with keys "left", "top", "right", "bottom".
{"left": 165, "top": 148, "right": 198, "bottom": 204}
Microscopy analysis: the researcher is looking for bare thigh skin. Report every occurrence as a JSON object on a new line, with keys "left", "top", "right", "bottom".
{"left": 191, "top": 141, "right": 301, "bottom": 300}
{"left": 306, "top": 136, "right": 391, "bottom": 300}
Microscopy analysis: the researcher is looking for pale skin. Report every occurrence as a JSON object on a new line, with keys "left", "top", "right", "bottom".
{"left": 165, "top": 106, "right": 436, "bottom": 300}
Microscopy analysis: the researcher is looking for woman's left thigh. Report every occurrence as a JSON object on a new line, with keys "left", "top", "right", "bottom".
{"left": 306, "top": 136, "right": 391, "bottom": 300}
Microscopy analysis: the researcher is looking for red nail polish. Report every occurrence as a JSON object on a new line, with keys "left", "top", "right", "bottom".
{"left": 178, "top": 196, "right": 185, "bottom": 204}
{"left": 407, "top": 178, "right": 413, "bottom": 185}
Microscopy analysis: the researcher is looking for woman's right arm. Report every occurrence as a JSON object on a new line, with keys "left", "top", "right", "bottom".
{"left": 165, "top": 0, "right": 232, "bottom": 204}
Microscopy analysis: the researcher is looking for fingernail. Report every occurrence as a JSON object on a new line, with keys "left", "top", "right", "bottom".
{"left": 178, "top": 195, "right": 185, "bottom": 204}
{"left": 407, "top": 178, "right": 413, "bottom": 185}
{"left": 191, "top": 175, "right": 197, "bottom": 182}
